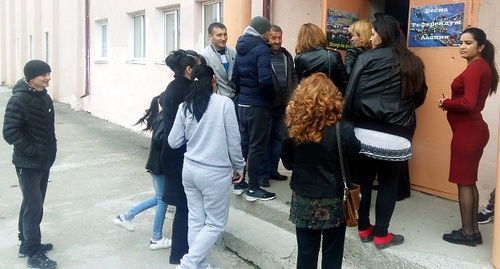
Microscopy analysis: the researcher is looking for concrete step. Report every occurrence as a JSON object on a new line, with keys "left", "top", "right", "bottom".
{"left": 221, "top": 190, "right": 493, "bottom": 269}
{"left": 222, "top": 207, "right": 297, "bottom": 269}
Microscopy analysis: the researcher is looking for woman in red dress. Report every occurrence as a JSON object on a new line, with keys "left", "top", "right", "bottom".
{"left": 438, "top": 27, "right": 498, "bottom": 247}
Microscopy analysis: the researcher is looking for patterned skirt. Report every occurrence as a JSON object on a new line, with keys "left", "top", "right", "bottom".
{"left": 289, "top": 191, "right": 343, "bottom": 230}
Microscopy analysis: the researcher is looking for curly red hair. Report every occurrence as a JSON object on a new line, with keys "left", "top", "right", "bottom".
{"left": 285, "top": 73, "right": 343, "bottom": 143}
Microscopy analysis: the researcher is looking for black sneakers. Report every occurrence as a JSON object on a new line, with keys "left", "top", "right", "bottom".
{"left": 244, "top": 188, "right": 276, "bottom": 202}
{"left": 233, "top": 181, "right": 248, "bottom": 195}
{"left": 19, "top": 243, "right": 54, "bottom": 258}
{"left": 27, "top": 250, "right": 57, "bottom": 269}
{"left": 477, "top": 208, "right": 494, "bottom": 224}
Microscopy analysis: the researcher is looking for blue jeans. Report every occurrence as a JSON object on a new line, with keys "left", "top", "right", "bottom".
{"left": 124, "top": 173, "right": 167, "bottom": 240}
{"left": 259, "top": 108, "right": 286, "bottom": 180}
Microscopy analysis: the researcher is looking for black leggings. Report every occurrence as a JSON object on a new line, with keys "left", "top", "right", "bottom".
{"left": 354, "top": 154, "right": 404, "bottom": 237}
{"left": 295, "top": 224, "right": 346, "bottom": 269}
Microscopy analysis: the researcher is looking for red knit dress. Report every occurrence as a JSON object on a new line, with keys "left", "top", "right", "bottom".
{"left": 442, "top": 58, "right": 492, "bottom": 185}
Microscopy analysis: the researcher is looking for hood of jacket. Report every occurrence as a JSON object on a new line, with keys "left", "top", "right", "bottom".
{"left": 236, "top": 26, "right": 269, "bottom": 55}
{"left": 12, "top": 79, "right": 47, "bottom": 95}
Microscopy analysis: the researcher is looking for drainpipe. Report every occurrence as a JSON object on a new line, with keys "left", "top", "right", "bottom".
{"left": 263, "top": 0, "right": 270, "bottom": 20}
{"left": 81, "top": 0, "right": 90, "bottom": 98}
{"left": 492, "top": 110, "right": 500, "bottom": 268}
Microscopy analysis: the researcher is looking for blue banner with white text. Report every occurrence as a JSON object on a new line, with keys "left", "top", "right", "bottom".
{"left": 408, "top": 3, "right": 465, "bottom": 47}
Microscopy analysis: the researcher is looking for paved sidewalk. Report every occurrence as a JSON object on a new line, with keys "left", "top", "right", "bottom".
{"left": 0, "top": 86, "right": 496, "bottom": 269}
{"left": 0, "top": 87, "right": 255, "bottom": 269}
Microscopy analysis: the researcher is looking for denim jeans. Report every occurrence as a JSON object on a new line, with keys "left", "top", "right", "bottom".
{"left": 259, "top": 108, "right": 286, "bottom": 180}
{"left": 16, "top": 167, "right": 50, "bottom": 256}
{"left": 124, "top": 173, "right": 167, "bottom": 240}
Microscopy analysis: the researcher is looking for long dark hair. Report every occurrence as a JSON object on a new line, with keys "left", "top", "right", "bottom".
{"left": 182, "top": 64, "right": 215, "bottom": 122}
{"left": 165, "top": 49, "right": 200, "bottom": 77}
{"left": 372, "top": 15, "right": 427, "bottom": 99}
{"left": 135, "top": 95, "right": 161, "bottom": 131}
{"left": 461, "top": 27, "right": 499, "bottom": 95}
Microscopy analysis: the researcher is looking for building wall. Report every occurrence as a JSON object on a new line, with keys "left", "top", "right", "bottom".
{"left": 476, "top": 0, "right": 500, "bottom": 202}
{"left": 0, "top": 0, "right": 498, "bottom": 201}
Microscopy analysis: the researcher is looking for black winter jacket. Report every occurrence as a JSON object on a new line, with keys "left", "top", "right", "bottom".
{"left": 271, "top": 47, "right": 298, "bottom": 108}
{"left": 232, "top": 27, "right": 274, "bottom": 108}
{"left": 3, "top": 79, "right": 57, "bottom": 170}
{"left": 280, "top": 121, "right": 360, "bottom": 198}
{"left": 343, "top": 47, "right": 428, "bottom": 141}
{"left": 294, "top": 46, "right": 346, "bottom": 93}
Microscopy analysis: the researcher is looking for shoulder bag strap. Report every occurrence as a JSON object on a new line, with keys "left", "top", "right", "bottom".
{"left": 336, "top": 123, "right": 348, "bottom": 194}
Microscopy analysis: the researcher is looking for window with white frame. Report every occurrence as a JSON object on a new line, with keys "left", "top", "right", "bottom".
{"left": 163, "top": 7, "right": 179, "bottom": 57}
{"left": 202, "top": 1, "right": 223, "bottom": 47}
{"left": 98, "top": 20, "right": 108, "bottom": 59}
{"left": 131, "top": 13, "right": 146, "bottom": 59}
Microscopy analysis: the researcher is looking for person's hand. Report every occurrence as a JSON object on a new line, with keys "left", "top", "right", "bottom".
{"left": 438, "top": 93, "right": 449, "bottom": 111}
{"left": 232, "top": 171, "right": 243, "bottom": 184}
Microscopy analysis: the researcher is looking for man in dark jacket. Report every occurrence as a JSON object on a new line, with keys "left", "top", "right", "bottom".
{"left": 232, "top": 16, "right": 276, "bottom": 201}
{"left": 258, "top": 25, "right": 297, "bottom": 187}
{"left": 3, "top": 60, "right": 57, "bottom": 269}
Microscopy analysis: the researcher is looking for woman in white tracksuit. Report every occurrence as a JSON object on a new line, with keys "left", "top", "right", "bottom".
{"left": 168, "top": 64, "right": 245, "bottom": 269}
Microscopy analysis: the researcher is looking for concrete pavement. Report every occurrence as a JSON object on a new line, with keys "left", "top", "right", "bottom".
{"left": 0, "top": 85, "right": 496, "bottom": 269}
{"left": 0, "top": 86, "right": 255, "bottom": 269}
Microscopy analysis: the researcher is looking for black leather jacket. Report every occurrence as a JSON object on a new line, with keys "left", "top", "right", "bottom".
{"left": 294, "top": 46, "right": 346, "bottom": 93}
{"left": 280, "top": 121, "right": 360, "bottom": 198}
{"left": 343, "top": 47, "right": 427, "bottom": 141}
{"left": 342, "top": 47, "right": 366, "bottom": 87}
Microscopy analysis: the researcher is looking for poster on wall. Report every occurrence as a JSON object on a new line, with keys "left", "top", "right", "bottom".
{"left": 326, "top": 9, "right": 359, "bottom": 50}
{"left": 408, "top": 3, "right": 465, "bottom": 47}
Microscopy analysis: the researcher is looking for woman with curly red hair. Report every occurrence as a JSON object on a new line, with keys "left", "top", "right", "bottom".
{"left": 281, "top": 73, "right": 359, "bottom": 269}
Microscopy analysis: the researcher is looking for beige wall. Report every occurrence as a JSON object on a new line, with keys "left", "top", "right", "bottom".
{"left": 0, "top": 0, "right": 498, "bottom": 202}
{"left": 477, "top": 0, "right": 500, "bottom": 204}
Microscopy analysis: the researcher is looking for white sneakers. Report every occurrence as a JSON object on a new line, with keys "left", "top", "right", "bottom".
{"left": 113, "top": 215, "right": 171, "bottom": 251}
{"left": 113, "top": 215, "right": 135, "bottom": 232}
{"left": 149, "top": 237, "right": 172, "bottom": 251}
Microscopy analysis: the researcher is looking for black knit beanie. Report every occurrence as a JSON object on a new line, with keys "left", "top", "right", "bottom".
{"left": 250, "top": 16, "right": 271, "bottom": 34}
{"left": 24, "top": 60, "right": 51, "bottom": 81}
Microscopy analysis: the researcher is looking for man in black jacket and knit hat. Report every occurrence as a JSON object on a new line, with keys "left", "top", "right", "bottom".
{"left": 3, "top": 59, "right": 57, "bottom": 269}
{"left": 232, "top": 16, "right": 276, "bottom": 201}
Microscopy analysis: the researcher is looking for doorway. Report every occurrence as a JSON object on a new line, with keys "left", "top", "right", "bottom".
{"left": 369, "top": 0, "right": 410, "bottom": 37}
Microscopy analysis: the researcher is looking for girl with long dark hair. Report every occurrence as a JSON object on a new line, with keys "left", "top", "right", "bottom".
{"left": 343, "top": 15, "right": 428, "bottom": 249}
{"left": 113, "top": 95, "right": 171, "bottom": 250}
{"left": 438, "top": 27, "right": 498, "bottom": 246}
{"left": 168, "top": 64, "right": 245, "bottom": 268}
{"left": 160, "top": 49, "right": 201, "bottom": 264}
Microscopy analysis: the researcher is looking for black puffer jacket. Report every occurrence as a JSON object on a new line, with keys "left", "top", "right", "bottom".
{"left": 343, "top": 47, "right": 427, "bottom": 141}
{"left": 280, "top": 121, "right": 360, "bottom": 198}
{"left": 3, "top": 79, "right": 57, "bottom": 170}
{"left": 232, "top": 27, "right": 274, "bottom": 108}
{"left": 294, "top": 46, "right": 345, "bottom": 93}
